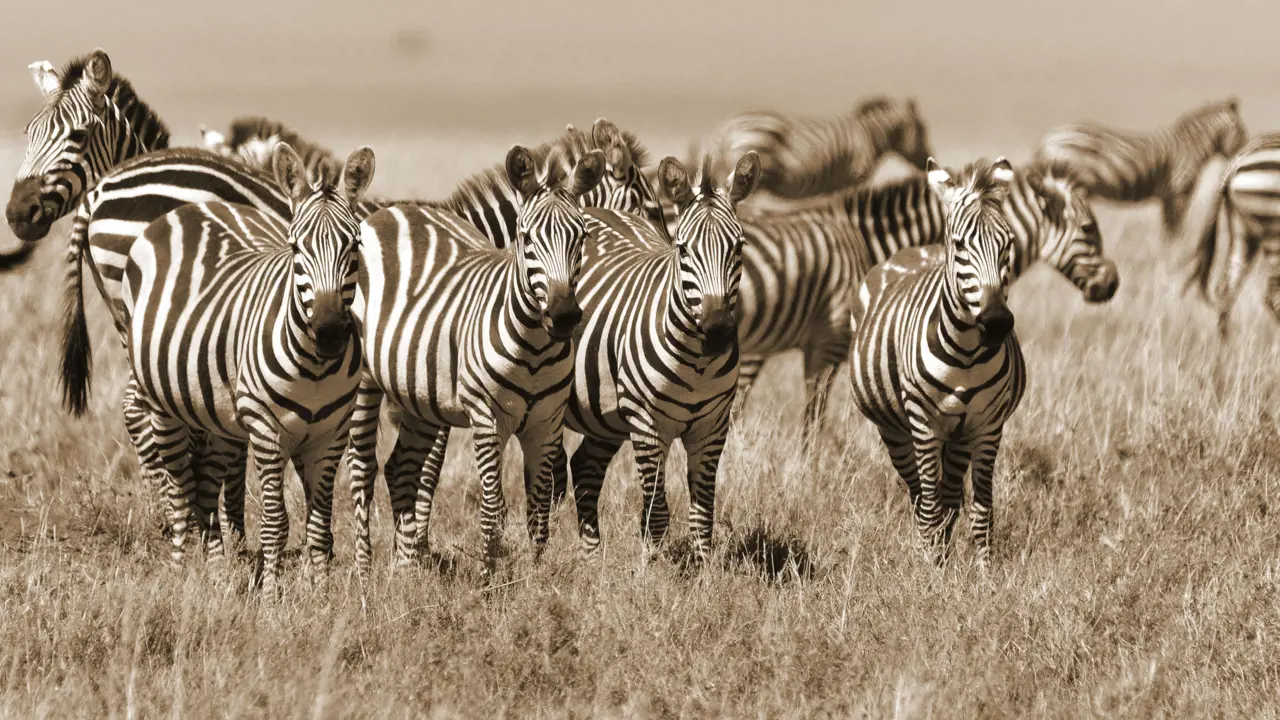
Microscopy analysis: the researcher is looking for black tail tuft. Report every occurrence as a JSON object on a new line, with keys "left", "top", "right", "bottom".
{"left": 59, "top": 217, "right": 93, "bottom": 417}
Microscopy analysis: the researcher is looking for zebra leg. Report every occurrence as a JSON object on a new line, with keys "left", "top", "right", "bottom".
{"left": 682, "top": 416, "right": 731, "bottom": 567}
{"left": 295, "top": 438, "right": 346, "bottom": 584}
{"left": 407, "top": 421, "right": 449, "bottom": 563}
{"left": 518, "top": 422, "right": 564, "bottom": 560}
{"left": 250, "top": 431, "right": 289, "bottom": 597}
{"left": 569, "top": 435, "right": 624, "bottom": 556}
{"left": 377, "top": 420, "right": 435, "bottom": 567}
{"left": 150, "top": 413, "right": 197, "bottom": 566}
{"left": 122, "top": 377, "right": 169, "bottom": 537}
{"left": 966, "top": 431, "right": 1003, "bottom": 568}
{"left": 909, "top": 431, "right": 947, "bottom": 565}
{"left": 937, "top": 442, "right": 971, "bottom": 566}
{"left": 631, "top": 433, "right": 672, "bottom": 550}
{"left": 218, "top": 444, "right": 249, "bottom": 554}
{"left": 877, "top": 429, "right": 922, "bottom": 509}
{"left": 548, "top": 441, "right": 570, "bottom": 508}
{"left": 189, "top": 430, "right": 227, "bottom": 560}
{"left": 730, "top": 355, "right": 765, "bottom": 421}
{"left": 1160, "top": 189, "right": 1192, "bottom": 241}
{"left": 473, "top": 420, "right": 514, "bottom": 578}
{"left": 345, "top": 378, "right": 385, "bottom": 573}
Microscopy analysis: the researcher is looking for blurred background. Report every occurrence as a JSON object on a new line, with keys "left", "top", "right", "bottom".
{"left": 4, "top": 0, "right": 1279, "bottom": 154}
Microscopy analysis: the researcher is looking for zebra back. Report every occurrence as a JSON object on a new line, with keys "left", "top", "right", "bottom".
{"left": 8, "top": 49, "right": 170, "bottom": 249}
{"left": 200, "top": 116, "right": 346, "bottom": 186}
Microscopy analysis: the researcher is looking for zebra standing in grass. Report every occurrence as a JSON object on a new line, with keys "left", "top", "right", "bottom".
{"left": 690, "top": 96, "right": 932, "bottom": 200}
{"left": 545, "top": 152, "right": 761, "bottom": 567}
{"left": 201, "top": 115, "right": 670, "bottom": 242}
{"left": 730, "top": 161, "right": 1118, "bottom": 442}
{"left": 1186, "top": 133, "right": 1280, "bottom": 339}
{"left": 347, "top": 146, "right": 605, "bottom": 575}
{"left": 1034, "top": 98, "right": 1248, "bottom": 241}
{"left": 850, "top": 157, "right": 1025, "bottom": 567}
{"left": 5, "top": 50, "right": 169, "bottom": 261}
{"left": 116, "top": 143, "right": 374, "bottom": 588}
{"left": 199, "top": 116, "right": 346, "bottom": 185}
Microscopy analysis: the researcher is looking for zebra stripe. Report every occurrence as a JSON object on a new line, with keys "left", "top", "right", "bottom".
{"left": 120, "top": 143, "right": 373, "bottom": 593}
{"left": 1186, "top": 133, "right": 1280, "bottom": 339}
{"left": 1034, "top": 98, "right": 1248, "bottom": 239}
{"left": 199, "top": 116, "right": 346, "bottom": 185}
{"left": 731, "top": 161, "right": 1118, "bottom": 440}
{"left": 850, "top": 157, "right": 1026, "bottom": 567}
{"left": 5, "top": 49, "right": 169, "bottom": 251}
{"left": 685, "top": 96, "right": 932, "bottom": 205}
{"left": 544, "top": 152, "right": 761, "bottom": 568}
{"left": 346, "top": 146, "right": 606, "bottom": 575}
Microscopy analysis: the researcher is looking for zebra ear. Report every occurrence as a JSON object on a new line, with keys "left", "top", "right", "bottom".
{"left": 82, "top": 49, "right": 112, "bottom": 111}
{"left": 199, "top": 125, "right": 227, "bottom": 152}
{"left": 606, "top": 142, "right": 631, "bottom": 181}
{"left": 1227, "top": 96, "right": 1240, "bottom": 113}
{"left": 28, "top": 61, "right": 60, "bottom": 97}
{"left": 658, "top": 156, "right": 695, "bottom": 213}
{"left": 925, "top": 157, "right": 951, "bottom": 188}
{"left": 505, "top": 145, "right": 542, "bottom": 198}
{"left": 570, "top": 149, "right": 606, "bottom": 197}
{"left": 272, "top": 142, "right": 311, "bottom": 205}
{"left": 592, "top": 118, "right": 621, "bottom": 147}
{"left": 990, "top": 157, "right": 1015, "bottom": 184}
{"left": 341, "top": 146, "right": 377, "bottom": 206}
{"left": 728, "top": 151, "right": 761, "bottom": 205}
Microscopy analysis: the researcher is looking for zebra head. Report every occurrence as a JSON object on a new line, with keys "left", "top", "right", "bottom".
{"left": 1026, "top": 162, "right": 1119, "bottom": 303}
{"left": 928, "top": 156, "right": 1017, "bottom": 348}
{"left": 658, "top": 152, "right": 761, "bottom": 355}
{"left": 1214, "top": 97, "right": 1248, "bottom": 157}
{"left": 273, "top": 142, "right": 376, "bottom": 360}
{"left": 587, "top": 118, "right": 669, "bottom": 234}
{"left": 7, "top": 50, "right": 114, "bottom": 242}
{"left": 507, "top": 144, "right": 606, "bottom": 340}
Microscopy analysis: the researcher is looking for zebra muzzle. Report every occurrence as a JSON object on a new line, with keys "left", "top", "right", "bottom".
{"left": 976, "top": 294, "right": 1015, "bottom": 346}
{"left": 5, "top": 177, "right": 52, "bottom": 242}
{"left": 699, "top": 305, "right": 738, "bottom": 355}
{"left": 543, "top": 286, "right": 582, "bottom": 340}
{"left": 1082, "top": 259, "right": 1119, "bottom": 303}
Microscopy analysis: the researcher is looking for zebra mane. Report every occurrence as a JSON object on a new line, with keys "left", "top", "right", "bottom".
{"left": 532, "top": 122, "right": 652, "bottom": 172}
{"left": 53, "top": 53, "right": 171, "bottom": 142}
{"left": 854, "top": 96, "right": 910, "bottom": 119}
{"left": 951, "top": 158, "right": 1014, "bottom": 208}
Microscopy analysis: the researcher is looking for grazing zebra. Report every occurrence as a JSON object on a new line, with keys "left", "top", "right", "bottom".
{"left": 850, "top": 157, "right": 1025, "bottom": 567}
{"left": 117, "top": 143, "right": 374, "bottom": 589}
{"left": 5, "top": 50, "right": 169, "bottom": 258}
{"left": 1186, "top": 133, "right": 1280, "bottom": 339}
{"left": 730, "top": 160, "right": 1117, "bottom": 442}
{"left": 1034, "top": 98, "right": 1248, "bottom": 240}
{"left": 689, "top": 96, "right": 932, "bottom": 201}
{"left": 201, "top": 115, "right": 670, "bottom": 242}
{"left": 199, "top": 116, "right": 345, "bottom": 184}
{"left": 347, "top": 146, "right": 605, "bottom": 575}
{"left": 546, "top": 152, "right": 761, "bottom": 567}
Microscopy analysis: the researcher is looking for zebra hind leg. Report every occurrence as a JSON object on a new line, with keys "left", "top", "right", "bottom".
{"left": 730, "top": 355, "right": 765, "bottom": 423}
{"left": 569, "top": 435, "right": 624, "bottom": 558}
{"left": 631, "top": 433, "right": 673, "bottom": 552}
{"left": 409, "top": 422, "right": 450, "bottom": 566}
{"left": 122, "top": 379, "right": 169, "bottom": 539}
{"left": 150, "top": 413, "right": 199, "bottom": 567}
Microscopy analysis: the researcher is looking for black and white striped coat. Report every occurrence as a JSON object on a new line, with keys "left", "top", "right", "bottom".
{"left": 120, "top": 144, "right": 374, "bottom": 592}
{"left": 346, "top": 147, "right": 606, "bottom": 574}
{"left": 850, "top": 157, "right": 1026, "bottom": 567}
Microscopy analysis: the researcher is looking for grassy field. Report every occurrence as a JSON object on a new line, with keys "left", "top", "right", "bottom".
{"left": 2, "top": 115, "right": 1280, "bottom": 718}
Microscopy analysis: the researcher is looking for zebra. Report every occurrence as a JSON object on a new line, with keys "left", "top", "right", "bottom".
{"left": 849, "top": 156, "right": 1025, "bottom": 567}
{"left": 1034, "top": 98, "right": 1248, "bottom": 241}
{"left": 198, "top": 116, "right": 346, "bottom": 185}
{"left": 115, "top": 142, "right": 374, "bottom": 590}
{"left": 688, "top": 96, "right": 932, "bottom": 202}
{"left": 199, "top": 115, "right": 669, "bottom": 242}
{"left": 730, "top": 161, "right": 1118, "bottom": 443}
{"left": 545, "top": 152, "right": 761, "bottom": 568}
{"left": 5, "top": 50, "right": 169, "bottom": 258}
{"left": 1185, "top": 133, "right": 1280, "bottom": 340}
{"left": 346, "top": 146, "right": 605, "bottom": 575}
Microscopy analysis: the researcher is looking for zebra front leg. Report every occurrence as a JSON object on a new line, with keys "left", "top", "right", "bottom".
{"left": 877, "top": 430, "right": 922, "bottom": 509}
{"left": 150, "top": 413, "right": 197, "bottom": 566}
{"left": 569, "top": 435, "right": 624, "bottom": 557}
{"left": 630, "top": 433, "right": 672, "bottom": 550}
{"left": 472, "top": 421, "right": 514, "bottom": 578}
{"left": 519, "top": 422, "right": 564, "bottom": 560}
{"left": 966, "top": 432, "right": 1003, "bottom": 568}
{"left": 682, "top": 414, "right": 731, "bottom": 568}
{"left": 730, "top": 355, "right": 765, "bottom": 422}
{"left": 296, "top": 438, "right": 347, "bottom": 584}
{"left": 250, "top": 431, "right": 290, "bottom": 597}
{"left": 909, "top": 432, "right": 948, "bottom": 565}
{"left": 937, "top": 442, "right": 971, "bottom": 566}
{"left": 345, "top": 378, "right": 385, "bottom": 573}
{"left": 548, "top": 441, "right": 570, "bottom": 508}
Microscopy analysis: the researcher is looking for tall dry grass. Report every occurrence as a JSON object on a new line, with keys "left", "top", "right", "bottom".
{"left": 0, "top": 135, "right": 1277, "bottom": 718}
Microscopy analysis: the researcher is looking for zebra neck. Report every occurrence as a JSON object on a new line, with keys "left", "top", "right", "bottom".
{"left": 90, "top": 78, "right": 171, "bottom": 184}
{"left": 503, "top": 259, "right": 555, "bottom": 344}
{"left": 935, "top": 264, "right": 985, "bottom": 358}
{"left": 1004, "top": 177, "right": 1041, "bottom": 279}
{"left": 660, "top": 254, "right": 713, "bottom": 363}
{"left": 841, "top": 178, "right": 944, "bottom": 266}
{"left": 851, "top": 108, "right": 900, "bottom": 161}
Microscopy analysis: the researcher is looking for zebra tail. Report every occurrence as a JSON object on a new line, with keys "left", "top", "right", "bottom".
{"left": 1184, "top": 171, "right": 1232, "bottom": 302}
{"left": 59, "top": 209, "right": 93, "bottom": 417}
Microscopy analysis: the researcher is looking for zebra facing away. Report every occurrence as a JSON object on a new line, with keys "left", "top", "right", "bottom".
{"left": 199, "top": 116, "right": 346, "bottom": 185}
{"left": 731, "top": 161, "right": 1118, "bottom": 443}
{"left": 119, "top": 143, "right": 374, "bottom": 591}
{"left": 1186, "top": 133, "right": 1280, "bottom": 340}
{"left": 1034, "top": 98, "right": 1248, "bottom": 241}
{"left": 546, "top": 152, "right": 762, "bottom": 568}
{"left": 689, "top": 96, "right": 932, "bottom": 201}
{"left": 347, "top": 146, "right": 605, "bottom": 575}
{"left": 850, "top": 157, "right": 1025, "bottom": 567}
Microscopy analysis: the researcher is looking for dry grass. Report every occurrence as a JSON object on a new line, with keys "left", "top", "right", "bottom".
{"left": 1, "top": 132, "right": 1279, "bottom": 719}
